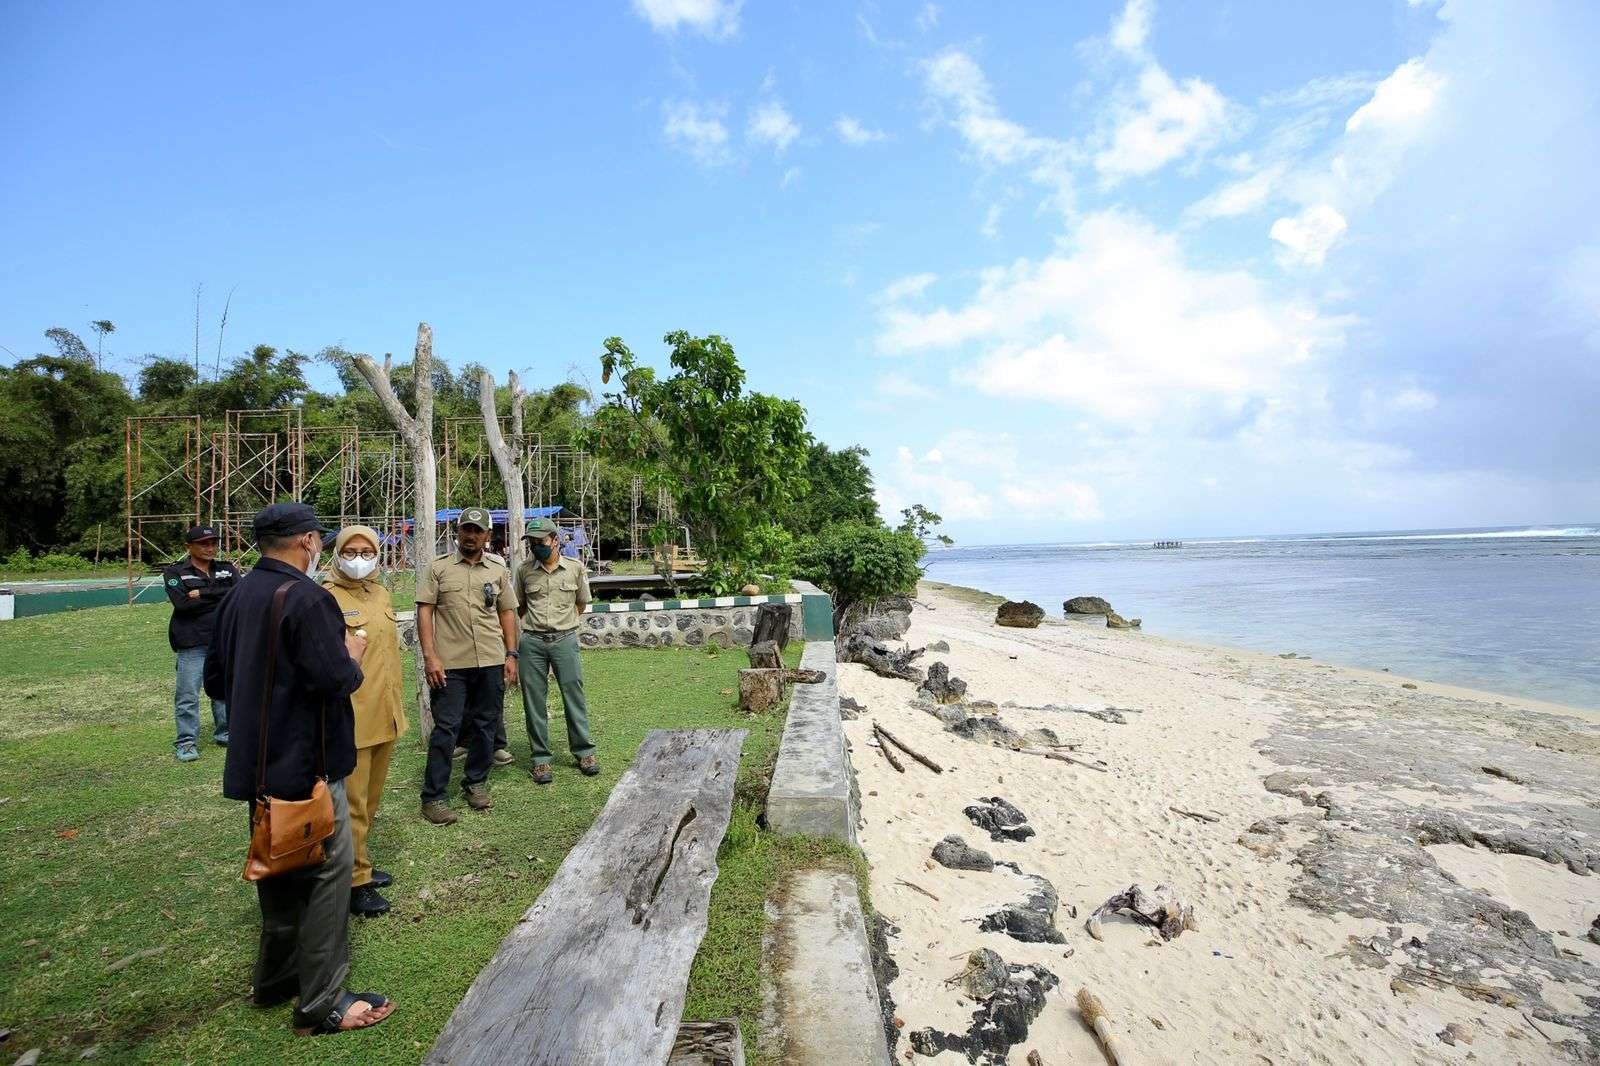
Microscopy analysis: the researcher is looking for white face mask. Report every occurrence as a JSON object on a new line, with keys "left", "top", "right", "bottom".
{"left": 339, "top": 555, "right": 378, "bottom": 580}
{"left": 302, "top": 535, "right": 322, "bottom": 579}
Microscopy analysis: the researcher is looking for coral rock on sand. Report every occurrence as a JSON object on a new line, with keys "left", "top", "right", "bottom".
{"left": 965, "top": 797, "right": 1035, "bottom": 842}
{"left": 909, "top": 950, "right": 1058, "bottom": 1065}
{"left": 1104, "top": 611, "right": 1141, "bottom": 630}
{"left": 925, "top": 639, "right": 951, "bottom": 653}
{"left": 1063, "top": 595, "right": 1114, "bottom": 615}
{"left": 932, "top": 834, "right": 995, "bottom": 872}
{"left": 980, "top": 867, "right": 1067, "bottom": 944}
{"left": 918, "top": 661, "right": 968, "bottom": 704}
{"left": 837, "top": 632, "right": 925, "bottom": 682}
{"left": 951, "top": 714, "right": 1025, "bottom": 749}
{"left": 994, "top": 600, "right": 1045, "bottom": 628}
{"left": 1087, "top": 883, "right": 1197, "bottom": 941}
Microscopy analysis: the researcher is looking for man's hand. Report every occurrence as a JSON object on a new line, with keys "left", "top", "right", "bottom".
{"left": 424, "top": 655, "right": 447, "bottom": 690}
{"left": 187, "top": 589, "right": 201, "bottom": 599}
{"left": 504, "top": 654, "right": 519, "bottom": 686}
{"left": 345, "top": 628, "right": 369, "bottom": 662}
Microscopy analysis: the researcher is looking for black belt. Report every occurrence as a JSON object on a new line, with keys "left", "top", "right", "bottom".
{"left": 524, "top": 629, "right": 575, "bottom": 642}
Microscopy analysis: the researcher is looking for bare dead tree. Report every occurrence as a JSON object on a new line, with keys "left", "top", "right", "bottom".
{"left": 480, "top": 370, "right": 525, "bottom": 572}
{"left": 354, "top": 323, "right": 439, "bottom": 732}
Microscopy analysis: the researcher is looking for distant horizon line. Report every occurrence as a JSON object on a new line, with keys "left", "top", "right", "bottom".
{"left": 926, "top": 522, "right": 1600, "bottom": 551}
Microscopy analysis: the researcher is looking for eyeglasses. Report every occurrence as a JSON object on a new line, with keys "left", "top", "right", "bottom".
{"left": 339, "top": 549, "right": 378, "bottom": 560}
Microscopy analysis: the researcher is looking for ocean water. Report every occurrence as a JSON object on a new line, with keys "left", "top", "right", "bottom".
{"left": 920, "top": 526, "right": 1600, "bottom": 710}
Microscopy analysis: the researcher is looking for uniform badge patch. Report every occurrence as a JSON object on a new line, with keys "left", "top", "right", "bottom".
{"left": 166, "top": 577, "right": 178, "bottom": 587}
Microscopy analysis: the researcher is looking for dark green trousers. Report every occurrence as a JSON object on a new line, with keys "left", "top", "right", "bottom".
{"left": 517, "top": 630, "right": 594, "bottom": 762}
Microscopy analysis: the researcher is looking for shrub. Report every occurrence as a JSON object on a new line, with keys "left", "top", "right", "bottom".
{"left": 3, "top": 547, "right": 31, "bottom": 571}
{"left": 794, "top": 522, "right": 923, "bottom": 615}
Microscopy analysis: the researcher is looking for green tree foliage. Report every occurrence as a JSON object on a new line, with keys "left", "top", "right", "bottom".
{"left": 794, "top": 521, "right": 923, "bottom": 615}
{"left": 898, "top": 502, "right": 954, "bottom": 546}
{"left": 773, "top": 443, "right": 879, "bottom": 533}
{"left": 590, "top": 331, "right": 810, "bottom": 590}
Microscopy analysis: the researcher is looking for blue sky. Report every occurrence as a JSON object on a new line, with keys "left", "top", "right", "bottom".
{"left": 3, "top": 1, "right": 1597, "bottom": 543}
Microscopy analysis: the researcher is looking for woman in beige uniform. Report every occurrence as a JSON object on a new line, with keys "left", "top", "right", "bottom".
{"left": 323, "top": 525, "right": 408, "bottom": 917}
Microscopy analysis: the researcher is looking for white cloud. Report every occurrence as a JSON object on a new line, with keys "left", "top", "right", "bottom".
{"left": 981, "top": 203, "right": 1003, "bottom": 238}
{"left": 631, "top": 0, "right": 741, "bottom": 39}
{"left": 780, "top": 166, "right": 801, "bottom": 188}
{"left": 748, "top": 100, "right": 800, "bottom": 155}
{"left": 922, "top": 48, "right": 1045, "bottom": 167}
{"left": 1269, "top": 203, "right": 1348, "bottom": 267}
{"left": 915, "top": 3, "right": 940, "bottom": 32}
{"left": 923, "top": 447, "right": 944, "bottom": 462}
{"left": 1346, "top": 58, "right": 1445, "bottom": 135}
{"left": 834, "top": 115, "right": 887, "bottom": 145}
{"left": 876, "top": 433, "right": 1102, "bottom": 525}
{"left": 1094, "top": 65, "right": 1231, "bottom": 182}
{"left": 877, "top": 272, "right": 938, "bottom": 303}
{"left": 1110, "top": 0, "right": 1153, "bottom": 56}
{"left": 1187, "top": 165, "right": 1285, "bottom": 220}
{"left": 662, "top": 100, "right": 732, "bottom": 166}
{"left": 878, "top": 210, "right": 1340, "bottom": 427}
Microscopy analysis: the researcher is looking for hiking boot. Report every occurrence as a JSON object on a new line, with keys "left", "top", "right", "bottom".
{"left": 492, "top": 747, "right": 515, "bottom": 767}
{"left": 462, "top": 783, "right": 492, "bottom": 811}
{"left": 579, "top": 755, "right": 601, "bottom": 777}
{"left": 350, "top": 884, "right": 391, "bottom": 918}
{"left": 531, "top": 764, "right": 553, "bottom": 785}
{"left": 420, "top": 800, "right": 458, "bottom": 825}
{"left": 176, "top": 743, "right": 200, "bottom": 763}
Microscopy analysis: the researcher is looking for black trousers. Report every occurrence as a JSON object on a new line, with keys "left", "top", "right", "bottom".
{"left": 422, "top": 666, "right": 501, "bottom": 803}
{"left": 253, "top": 779, "right": 352, "bottom": 1029}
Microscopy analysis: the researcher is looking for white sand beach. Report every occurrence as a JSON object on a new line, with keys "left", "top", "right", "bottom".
{"left": 840, "top": 582, "right": 1600, "bottom": 1064}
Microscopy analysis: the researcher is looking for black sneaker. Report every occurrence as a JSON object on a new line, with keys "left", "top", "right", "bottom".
{"left": 369, "top": 868, "right": 393, "bottom": 889}
{"left": 350, "top": 884, "right": 391, "bottom": 917}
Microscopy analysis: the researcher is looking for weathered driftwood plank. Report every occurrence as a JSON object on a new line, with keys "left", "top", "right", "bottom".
{"left": 668, "top": 1019, "right": 746, "bottom": 1065}
{"left": 752, "top": 602, "right": 791, "bottom": 649}
{"left": 738, "top": 668, "right": 784, "bottom": 712}
{"left": 426, "top": 728, "right": 748, "bottom": 1066}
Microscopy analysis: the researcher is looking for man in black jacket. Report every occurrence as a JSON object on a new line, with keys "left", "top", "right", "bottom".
{"left": 163, "top": 525, "right": 237, "bottom": 761}
{"left": 204, "top": 502, "right": 396, "bottom": 1035}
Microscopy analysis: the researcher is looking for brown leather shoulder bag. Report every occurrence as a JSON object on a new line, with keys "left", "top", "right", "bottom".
{"left": 243, "top": 581, "right": 335, "bottom": 882}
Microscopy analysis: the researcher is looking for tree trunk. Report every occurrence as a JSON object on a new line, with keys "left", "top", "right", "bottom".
{"left": 752, "top": 602, "right": 791, "bottom": 649}
{"left": 355, "top": 323, "right": 437, "bottom": 734}
{"left": 746, "top": 640, "right": 781, "bottom": 670}
{"left": 479, "top": 371, "right": 524, "bottom": 574}
{"left": 737, "top": 668, "right": 785, "bottom": 713}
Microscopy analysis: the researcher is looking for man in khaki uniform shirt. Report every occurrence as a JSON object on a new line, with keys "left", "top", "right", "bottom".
{"left": 516, "top": 517, "right": 598, "bottom": 785}
{"left": 415, "top": 507, "right": 518, "bottom": 823}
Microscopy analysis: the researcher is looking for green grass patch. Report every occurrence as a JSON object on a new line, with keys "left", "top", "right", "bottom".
{"left": 0, "top": 603, "right": 818, "bottom": 1064}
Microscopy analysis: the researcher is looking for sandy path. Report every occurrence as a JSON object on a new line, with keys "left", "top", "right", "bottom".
{"left": 840, "top": 582, "right": 1600, "bottom": 1065}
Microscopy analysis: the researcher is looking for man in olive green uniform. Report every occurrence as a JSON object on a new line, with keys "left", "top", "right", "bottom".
{"left": 415, "top": 507, "right": 518, "bottom": 823}
{"left": 516, "top": 518, "right": 598, "bottom": 785}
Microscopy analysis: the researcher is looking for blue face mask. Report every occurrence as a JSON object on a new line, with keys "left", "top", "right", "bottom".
{"left": 532, "top": 542, "right": 555, "bottom": 562}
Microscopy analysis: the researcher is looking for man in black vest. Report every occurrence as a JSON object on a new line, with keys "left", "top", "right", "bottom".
{"left": 162, "top": 525, "right": 237, "bottom": 761}
{"left": 204, "top": 502, "right": 396, "bottom": 1035}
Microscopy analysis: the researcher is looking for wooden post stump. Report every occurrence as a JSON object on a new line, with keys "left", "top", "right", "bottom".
{"left": 746, "top": 640, "right": 781, "bottom": 670}
{"left": 668, "top": 1019, "right": 745, "bottom": 1065}
{"left": 752, "top": 602, "right": 791, "bottom": 649}
{"left": 737, "top": 668, "right": 785, "bottom": 712}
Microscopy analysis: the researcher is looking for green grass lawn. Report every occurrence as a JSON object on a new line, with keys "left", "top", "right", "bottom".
{"left": 0, "top": 602, "right": 828, "bottom": 1064}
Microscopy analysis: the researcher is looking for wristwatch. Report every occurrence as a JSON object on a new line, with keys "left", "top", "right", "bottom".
{"left": 505, "top": 651, "right": 517, "bottom": 659}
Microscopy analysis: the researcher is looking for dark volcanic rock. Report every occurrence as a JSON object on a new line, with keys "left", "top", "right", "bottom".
{"left": 866, "top": 913, "right": 902, "bottom": 1058}
{"left": 1105, "top": 611, "right": 1141, "bottom": 630}
{"left": 908, "top": 951, "right": 1058, "bottom": 1066}
{"left": 964, "top": 797, "right": 1035, "bottom": 842}
{"left": 838, "top": 696, "right": 865, "bottom": 721}
{"left": 918, "top": 660, "right": 968, "bottom": 704}
{"left": 980, "top": 869, "right": 1066, "bottom": 944}
{"left": 933, "top": 834, "right": 995, "bottom": 871}
{"left": 950, "top": 715, "right": 1024, "bottom": 749}
{"left": 925, "top": 639, "right": 951, "bottom": 653}
{"left": 994, "top": 600, "right": 1045, "bottom": 628}
{"left": 1063, "top": 595, "right": 1114, "bottom": 615}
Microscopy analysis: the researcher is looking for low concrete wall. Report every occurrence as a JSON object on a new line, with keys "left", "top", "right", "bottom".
{"left": 579, "top": 600, "right": 803, "bottom": 650}
{"left": 765, "top": 641, "right": 856, "bottom": 844}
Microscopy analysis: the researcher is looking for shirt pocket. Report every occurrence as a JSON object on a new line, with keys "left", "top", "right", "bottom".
{"left": 341, "top": 608, "right": 369, "bottom": 632}
{"left": 436, "top": 578, "right": 469, "bottom": 608}
{"left": 557, "top": 573, "right": 580, "bottom": 595}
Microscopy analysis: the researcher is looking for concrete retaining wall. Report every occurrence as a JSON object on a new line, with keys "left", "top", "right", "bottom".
{"left": 765, "top": 640, "right": 856, "bottom": 844}
{"left": 579, "top": 599, "right": 803, "bottom": 649}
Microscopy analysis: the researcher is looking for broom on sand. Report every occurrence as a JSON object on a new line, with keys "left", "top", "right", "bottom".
{"left": 1076, "top": 986, "right": 1129, "bottom": 1066}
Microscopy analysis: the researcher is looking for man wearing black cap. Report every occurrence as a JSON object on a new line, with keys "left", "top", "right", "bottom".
{"left": 204, "top": 502, "right": 395, "bottom": 1035}
{"left": 163, "top": 524, "right": 237, "bottom": 762}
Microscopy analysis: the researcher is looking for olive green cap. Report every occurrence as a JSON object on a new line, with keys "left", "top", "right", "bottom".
{"left": 458, "top": 506, "right": 493, "bottom": 530}
{"left": 523, "top": 517, "right": 559, "bottom": 538}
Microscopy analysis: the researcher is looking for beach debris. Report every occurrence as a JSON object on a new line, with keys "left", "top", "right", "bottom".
{"left": 933, "top": 834, "right": 995, "bottom": 872}
{"left": 995, "top": 600, "right": 1045, "bottom": 628}
{"left": 1086, "top": 884, "right": 1197, "bottom": 942}
{"left": 1589, "top": 915, "right": 1600, "bottom": 945}
{"left": 980, "top": 870, "right": 1067, "bottom": 944}
{"left": 839, "top": 696, "right": 865, "bottom": 721}
{"left": 1063, "top": 596, "right": 1114, "bottom": 616}
{"left": 1401, "top": 682, "right": 1419, "bottom": 690}
{"left": 952, "top": 714, "right": 1027, "bottom": 750}
{"left": 1002, "top": 701, "right": 1133, "bottom": 725}
{"left": 911, "top": 950, "right": 1059, "bottom": 1065}
{"left": 1027, "top": 1052, "right": 1045, "bottom": 1066}
{"left": 1481, "top": 765, "right": 1527, "bottom": 785}
{"left": 1022, "top": 726, "right": 1061, "bottom": 747}
{"left": 1237, "top": 818, "right": 1290, "bottom": 858}
{"left": 874, "top": 722, "right": 944, "bottom": 773}
{"left": 1437, "top": 1021, "right": 1475, "bottom": 1046}
{"left": 1105, "top": 611, "right": 1141, "bottom": 630}
{"left": 867, "top": 914, "right": 903, "bottom": 1056}
{"left": 874, "top": 733, "right": 906, "bottom": 773}
{"left": 837, "top": 632, "right": 926, "bottom": 682}
{"left": 1170, "top": 806, "right": 1221, "bottom": 824}
{"left": 896, "top": 877, "right": 941, "bottom": 902}
{"left": 924, "top": 701, "right": 968, "bottom": 728}
{"left": 926, "top": 639, "right": 951, "bottom": 652}
{"left": 1076, "top": 987, "right": 1128, "bottom": 1066}
{"left": 918, "top": 661, "right": 968, "bottom": 704}
{"left": 965, "top": 797, "right": 1035, "bottom": 842}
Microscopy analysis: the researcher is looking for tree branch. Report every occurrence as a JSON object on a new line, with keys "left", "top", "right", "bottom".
{"left": 480, "top": 370, "right": 525, "bottom": 571}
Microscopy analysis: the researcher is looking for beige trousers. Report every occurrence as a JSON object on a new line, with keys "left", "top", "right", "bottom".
{"left": 346, "top": 740, "right": 395, "bottom": 888}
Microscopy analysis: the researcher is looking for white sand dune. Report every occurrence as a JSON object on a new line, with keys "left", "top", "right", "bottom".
{"left": 840, "top": 581, "right": 1600, "bottom": 1064}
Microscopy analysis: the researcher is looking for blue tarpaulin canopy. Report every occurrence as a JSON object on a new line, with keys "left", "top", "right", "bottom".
{"left": 434, "top": 506, "right": 564, "bottom": 523}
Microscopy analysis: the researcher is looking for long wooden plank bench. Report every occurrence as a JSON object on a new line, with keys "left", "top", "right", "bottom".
{"left": 426, "top": 728, "right": 748, "bottom": 1066}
